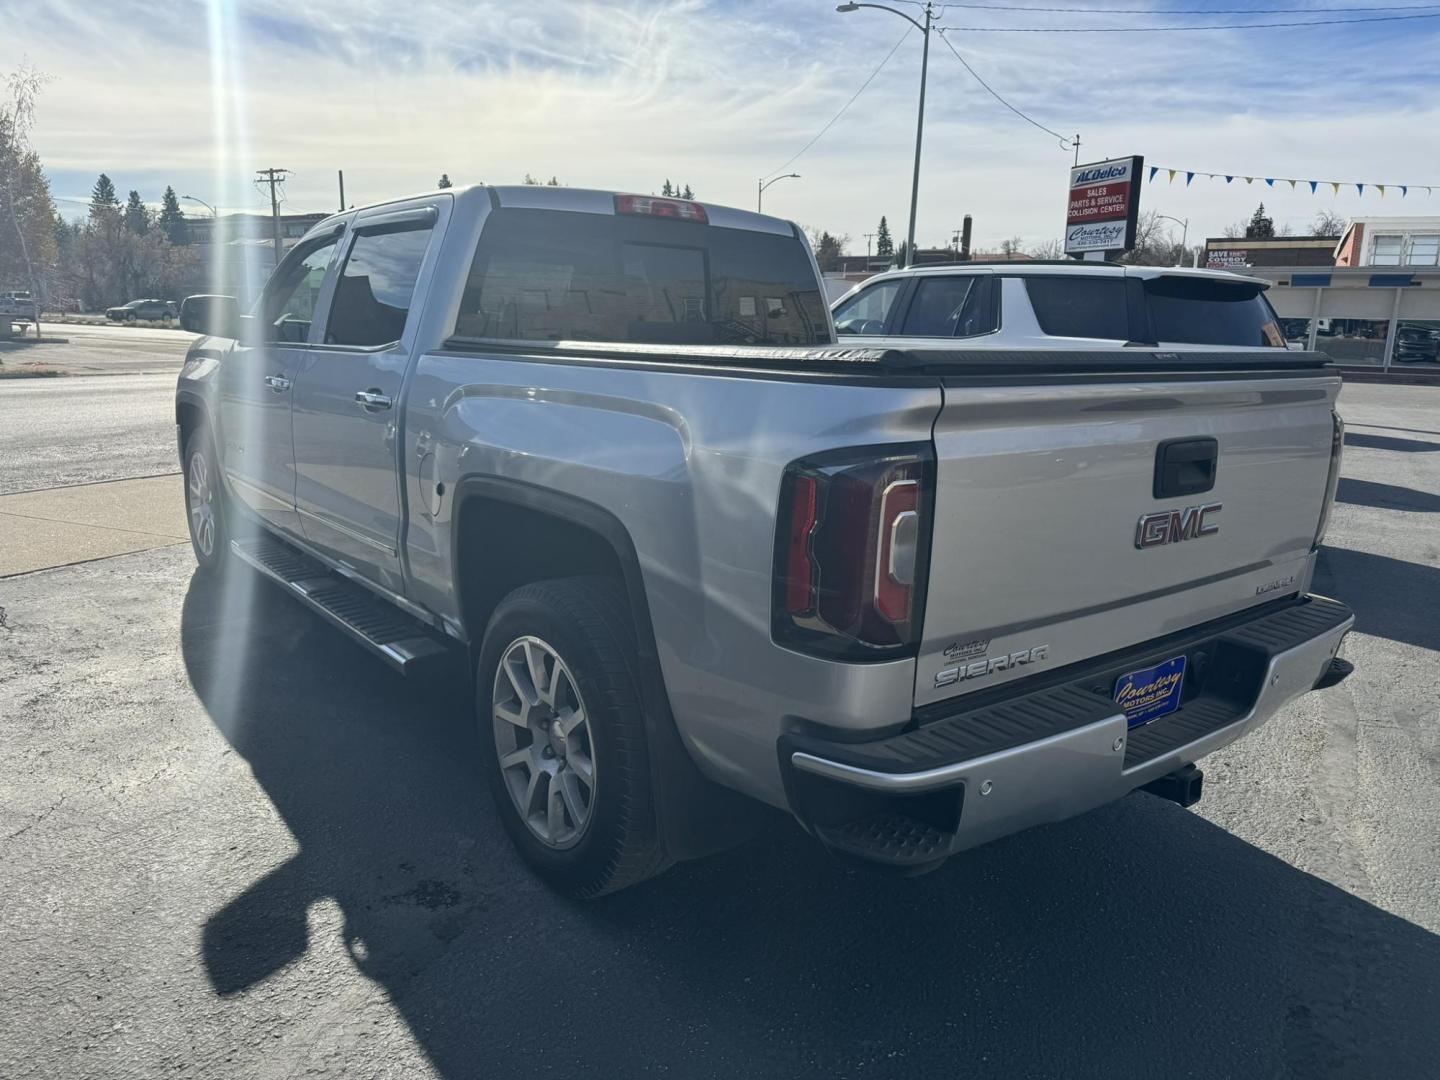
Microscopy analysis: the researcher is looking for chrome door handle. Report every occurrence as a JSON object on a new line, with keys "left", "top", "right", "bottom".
{"left": 264, "top": 374, "right": 291, "bottom": 392}
{"left": 355, "top": 389, "right": 393, "bottom": 411}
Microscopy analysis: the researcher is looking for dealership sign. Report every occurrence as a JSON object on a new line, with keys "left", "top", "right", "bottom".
{"left": 1065, "top": 155, "right": 1144, "bottom": 257}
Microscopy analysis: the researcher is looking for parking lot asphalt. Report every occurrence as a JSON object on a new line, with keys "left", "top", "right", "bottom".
{"left": 1, "top": 378, "right": 1437, "bottom": 1079}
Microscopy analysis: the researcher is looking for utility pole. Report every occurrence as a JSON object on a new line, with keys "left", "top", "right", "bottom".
{"left": 864, "top": 233, "right": 875, "bottom": 258}
{"left": 1072, "top": 133, "right": 1082, "bottom": 168}
{"left": 337, "top": 170, "right": 346, "bottom": 213}
{"left": 256, "top": 167, "right": 289, "bottom": 267}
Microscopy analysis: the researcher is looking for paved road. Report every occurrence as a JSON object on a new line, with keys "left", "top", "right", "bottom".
{"left": 0, "top": 373, "right": 180, "bottom": 494}
{"left": 29, "top": 320, "right": 196, "bottom": 376}
{"left": 0, "top": 381, "right": 1437, "bottom": 1078}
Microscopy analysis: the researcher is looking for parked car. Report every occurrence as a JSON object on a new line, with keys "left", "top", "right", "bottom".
{"left": 106, "top": 298, "right": 177, "bottom": 321}
{"left": 1394, "top": 325, "right": 1440, "bottom": 363}
{"left": 177, "top": 185, "right": 1353, "bottom": 896}
{"left": 830, "top": 261, "right": 1290, "bottom": 351}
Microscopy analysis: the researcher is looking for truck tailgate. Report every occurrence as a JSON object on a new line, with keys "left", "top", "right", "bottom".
{"left": 916, "top": 374, "right": 1340, "bottom": 708}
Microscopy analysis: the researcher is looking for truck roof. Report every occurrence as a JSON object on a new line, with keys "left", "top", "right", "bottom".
{"left": 314, "top": 183, "right": 797, "bottom": 238}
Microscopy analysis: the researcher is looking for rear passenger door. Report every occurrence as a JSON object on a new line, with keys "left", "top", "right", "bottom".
{"left": 892, "top": 271, "right": 995, "bottom": 341}
{"left": 290, "top": 201, "right": 442, "bottom": 590}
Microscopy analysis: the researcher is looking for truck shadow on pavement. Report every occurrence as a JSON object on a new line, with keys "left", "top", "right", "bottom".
{"left": 1314, "top": 545, "right": 1440, "bottom": 652}
{"left": 1336, "top": 477, "right": 1440, "bottom": 514}
{"left": 181, "top": 569, "right": 1440, "bottom": 1079}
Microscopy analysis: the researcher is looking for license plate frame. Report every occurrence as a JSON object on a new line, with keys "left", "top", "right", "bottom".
{"left": 1114, "top": 655, "right": 1186, "bottom": 728}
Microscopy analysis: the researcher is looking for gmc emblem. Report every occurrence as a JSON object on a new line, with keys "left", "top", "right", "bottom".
{"left": 1135, "top": 503, "right": 1222, "bottom": 549}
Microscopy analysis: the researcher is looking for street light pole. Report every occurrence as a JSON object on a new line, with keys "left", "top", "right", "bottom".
{"left": 181, "top": 195, "right": 216, "bottom": 218}
{"left": 757, "top": 173, "right": 801, "bottom": 212}
{"left": 1155, "top": 213, "right": 1189, "bottom": 265}
{"left": 837, "top": 2, "right": 934, "bottom": 268}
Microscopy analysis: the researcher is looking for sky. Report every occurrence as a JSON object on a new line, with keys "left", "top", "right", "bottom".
{"left": 5, "top": 0, "right": 1440, "bottom": 254}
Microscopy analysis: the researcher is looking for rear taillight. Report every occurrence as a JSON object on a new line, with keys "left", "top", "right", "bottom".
{"left": 773, "top": 445, "right": 933, "bottom": 659}
{"left": 614, "top": 194, "right": 708, "bottom": 224}
{"left": 1314, "top": 410, "right": 1344, "bottom": 549}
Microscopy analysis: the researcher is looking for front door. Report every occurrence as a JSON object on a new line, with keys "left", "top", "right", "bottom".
{"left": 217, "top": 232, "right": 342, "bottom": 536}
{"left": 291, "top": 207, "right": 438, "bottom": 591}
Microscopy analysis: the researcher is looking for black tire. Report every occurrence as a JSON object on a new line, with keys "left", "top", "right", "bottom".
{"left": 182, "top": 427, "right": 229, "bottom": 576}
{"left": 476, "top": 576, "right": 668, "bottom": 897}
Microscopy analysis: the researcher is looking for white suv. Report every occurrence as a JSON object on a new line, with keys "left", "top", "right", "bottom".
{"left": 831, "top": 262, "right": 1289, "bottom": 352}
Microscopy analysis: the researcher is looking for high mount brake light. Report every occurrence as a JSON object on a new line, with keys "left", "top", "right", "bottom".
{"left": 614, "top": 194, "right": 709, "bottom": 224}
{"left": 773, "top": 446, "right": 933, "bottom": 660}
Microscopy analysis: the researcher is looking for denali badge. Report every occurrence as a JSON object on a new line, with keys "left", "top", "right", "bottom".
{"left": 935, "top": 644, "right": 1049, "bottom": 688}
{"left": 1135, "top": 503, "right": 1221, "bottom": 549}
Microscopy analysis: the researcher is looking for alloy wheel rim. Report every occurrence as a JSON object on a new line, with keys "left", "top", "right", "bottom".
{"left": 188, "top": 451, "right": 215, "bottom": 557}
{"left": 492, "top": 636, "right": 597, "bottom": 849}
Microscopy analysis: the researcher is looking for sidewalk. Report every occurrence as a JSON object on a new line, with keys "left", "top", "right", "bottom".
{"left": 0, "top": 475, "right": 188, "bottom": 576}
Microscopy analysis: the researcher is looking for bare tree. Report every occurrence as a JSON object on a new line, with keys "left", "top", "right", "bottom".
{"left": 1028, "top": 237, "right": 1065, "bottom": 260}
{"left": 998, "top": 235, "right": 1025, "bottom": 257}
{"left": 1, "top": 64, "right": 56, "bottom": 320}
{"left": 1310, "top": 208, "right": 1347, "bottom": 237}
{"left": 1121, "top": 210, "right": 1187, "bottom": 266}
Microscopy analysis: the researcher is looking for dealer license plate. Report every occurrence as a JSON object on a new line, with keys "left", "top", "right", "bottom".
{"left": 1114, "top": 655, "right": 1186, "bottom": 728}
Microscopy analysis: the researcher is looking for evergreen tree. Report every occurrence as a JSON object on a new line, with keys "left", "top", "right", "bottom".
{"left": 436, "top": 173, "right": 453, "bottom": 188}
{"left": 522, "top": 173, "right": 539, "bottom": 185}
{"left": 662, "top": 179, "right": 674, "bottom": 196}
{"left": 875, "top": 216, "right": 893, "bottom": 258}
{"left": 158, "top": 186, "right": 188, "bottom": 245}
{"left": 123, "top": 189, "right": 149, "bottom": 235}
{"left": 680, "top": 183, "right": 693, "bottom": 200}
{"left": 1245, "top": 203, "right": 1275, "bottom": 239}
{"left": 547, "top": 176, "right": 559, "bottom": 186}
{"left": 89, "top": 173, "right": 119, "bottom": 220}
{"left": 892, "top": 239, "right": 909, "bottom": 268}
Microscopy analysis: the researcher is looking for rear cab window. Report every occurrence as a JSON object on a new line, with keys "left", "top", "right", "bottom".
{"left": 1143, "top": 275, "right": 1286, "bottom": 347}
{"left": 455, "top": 207, "right": 830, "bottom": 346}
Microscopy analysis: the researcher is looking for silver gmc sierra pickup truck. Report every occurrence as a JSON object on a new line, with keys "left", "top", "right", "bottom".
{"left": 176, "top": 184, "right": 1354, "bottom": 896}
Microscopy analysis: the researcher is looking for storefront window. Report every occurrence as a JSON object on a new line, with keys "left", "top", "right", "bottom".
{"left": 1318, "top": 319, "right": 1390, "bottom": 366}
{"left": 1394, "top": 320, "right": 1440, "bottom": 365}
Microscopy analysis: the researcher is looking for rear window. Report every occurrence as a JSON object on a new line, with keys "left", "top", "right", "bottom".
{"left": 1023, "top": 276, "right": 1128, "bottom": 340}
{"left": 1144, "top": 276, "right": 1285, "bottom": 347}
{"left": 455, "top": 208, "right": 830, "bottom": 346}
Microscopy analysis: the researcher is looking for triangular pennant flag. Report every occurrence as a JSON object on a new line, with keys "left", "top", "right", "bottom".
{"left": 1245, "top": 177, "right": 1254, "bottom": 184}
{"left": 1331, "top": 182, "right": 1341, "bottom": 195}
{"left": 1357, "top": 183, "right": 1364, "bottom": 196}
{"left": 1186, "top": 172, "right": 1195, "bottom": 186}
{"left": 1401, "top": 186, "right": 1408, "bottom": 197}
{"left": 1378, "top": 184, "right": 1386, "bottom": 197}
{"left": 1225, "top": 175, "right": 1234, "bottom": 183}
{"left": 1149, "top": 166, "right": 1158, "bottom": 181}
{"left": 1287, "top": 179, "right": 1297, "bottom": 189}
{"left": 1205, "top": 173, "right": 1216, "bottom": 179}
{"left": 1168, "top": 169, "right": 1177, "bottom": 182}
{"left": 1265, "top": 178, "right": 1275, "bottom": 187}
{"left": 1309, "top": 181, "right": 1318, "bottom": 194}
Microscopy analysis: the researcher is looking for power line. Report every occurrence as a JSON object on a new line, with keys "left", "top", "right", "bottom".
{"left": 942, "top": 2, "right": 1440, "bottom": 11}
{"left": 763, "top": 26, "right": 913, "bottom": 180}
{"left": 938, "top": 10, "right": 1440, "bottom": 28}
{"left": 935, "top": 30, "right": 1072, "bottom": 147}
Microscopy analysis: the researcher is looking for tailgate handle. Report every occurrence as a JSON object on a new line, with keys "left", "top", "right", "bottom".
{"left": 1154, "top": 437, "right": 1218, "bottom": 499}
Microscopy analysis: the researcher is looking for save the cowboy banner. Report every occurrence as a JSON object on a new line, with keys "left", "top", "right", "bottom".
{"left": 1148, "top": 166, "right": 1434, "bottom": 199}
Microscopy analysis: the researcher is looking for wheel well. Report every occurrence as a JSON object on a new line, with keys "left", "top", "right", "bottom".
{"left": 455, "top": 496, "right": 627, "bottom": 643}
{"left": 176, "top": 399, "right": 204, "bottom": 449}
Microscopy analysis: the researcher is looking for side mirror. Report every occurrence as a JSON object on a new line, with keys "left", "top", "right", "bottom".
{"left": 180, "top": 294, "right": 240, "bottom": 338}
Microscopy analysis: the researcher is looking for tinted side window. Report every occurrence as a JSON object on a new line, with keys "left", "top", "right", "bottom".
{"left": 457, "top": 209, "right": 828, "bottom": 345}
{"left": 325, "top": 226, "right": 433, "bottom": 348}
{"left": 1023, "top": 276, "right": 1128, "bottom": 340}
{"left": 1144, "top": 277, "right": 1284, "bottom": 347}
{"left": 833, "top": 280, "right": 901, "bottom": 335}
{"left": 900, "top": 276, "right": 987, "bottom": 337}
{"left": 261, "top": 238, "right": 338, "bottom": 344}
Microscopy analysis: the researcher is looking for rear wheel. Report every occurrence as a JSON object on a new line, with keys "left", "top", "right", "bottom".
{"left": 183, "top": 428, "right": 228, "bottom": 575}
{"left": 476, "top": 577, "right": 668, "bottom": 897}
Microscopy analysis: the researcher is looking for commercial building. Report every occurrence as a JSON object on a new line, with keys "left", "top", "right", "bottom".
{"left": 1203, "top": 236, "right": 1338, "bottom": 270}
{"left": 183, "top": 211, "right": 330, "bottom": 304}
{"left": 1333, "top": 217, "right": 1440, "bottom": 268}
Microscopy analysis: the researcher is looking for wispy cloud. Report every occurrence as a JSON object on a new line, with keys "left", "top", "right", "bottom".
{"left": 8, "top": 0, "right": 1440, "bottom": 246}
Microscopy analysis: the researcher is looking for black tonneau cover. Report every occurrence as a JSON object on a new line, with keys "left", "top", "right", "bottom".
{"left": 445, "top": 336, "right": 1337, "bottom": 378}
